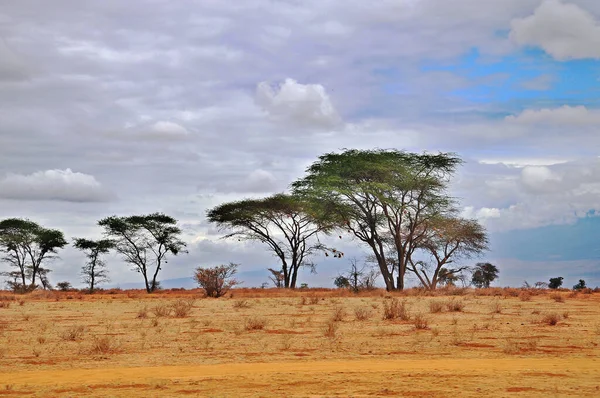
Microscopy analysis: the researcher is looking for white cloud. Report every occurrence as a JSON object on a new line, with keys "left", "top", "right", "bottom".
{"left": 0, "top": 169, "right": 114, "bottom": 202}
{"left": 510, "top": 0, "right": 600, "bottom": 60}
{"left": 520, "top": 166, "right": 562, "bottom": 194}
{"left": 505, "top": 105, "right": 600, "bottom": 125}
{"left": 146, "top": 121, "right": 190, "bottom": 139}
{"left": 256, "top": 78, "right": 341, "bottom": 128}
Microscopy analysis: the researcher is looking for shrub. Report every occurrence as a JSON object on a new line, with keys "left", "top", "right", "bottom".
{"left": 354, "top": 307, "right": 373, "bottom": 321}
{"left": 136, "top": 306, "right": 149, "bottom": 318}
{"left": 331, "top": 306, "right": 346, "bottom": 322}
{"left": 244, "top": 317, "right": 267, "bottom": 331}
{"left": 90, "top": 336, "right": 115, "bottom": 354}
{"left": 193, "top": 263, "right": 240, "bottom": 298}
{"left": 573, "top": 279, "right": 586, "bottom": 290}
{"left": 519, "top": 291, "right": 532, "bottom": 302}
{"left": 429, "top": 301, "right": 444, "bottom": 313}
{"left": 171, "top": 299, "right": 194, "bottom": 318}
{"left": 60, "top": 325, "right": 85, "bottom": 341}
{"left": 413, "top": 313, "right": 429, "bottom": 330}
{"left": 382, "top": 298, "right": 410, "bottom": 321}
{"left": 541, "top": 312, "right": 560, "bottom": 326}
{"left": 309, "top": 295, "right": 320, "bottom": 305}
{"left": 152, "top": 304, "right": 171, "bottom": 317}
{"left": 445, "top": 299, "right": 464, "bottom": 312}
{"left": 233, "top": 299, "right": 251, "bottom": 309}
{"left": 490, "top": 301, "right": 502, "bottom": 314}
{"left": 323, "top": 320, "right": 337, "bottom": 338}
{"left": 0, "top": 301, "right": 10, "bottom": 309}
{"left": 56, "top": 281, "right": 73, "bottom": 292}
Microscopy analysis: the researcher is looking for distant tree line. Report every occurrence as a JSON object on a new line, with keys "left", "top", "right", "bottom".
{"left": 4, "top": 148, "right": 586, "bottom": 294}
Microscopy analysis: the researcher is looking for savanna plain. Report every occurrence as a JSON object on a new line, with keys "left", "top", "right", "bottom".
{"left": 0, "top": 288, "right": 599, "bottom": 397}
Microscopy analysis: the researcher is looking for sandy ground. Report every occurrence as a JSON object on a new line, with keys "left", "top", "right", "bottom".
{"left": 0, "top": 288, "right": 599, "bottom": 396}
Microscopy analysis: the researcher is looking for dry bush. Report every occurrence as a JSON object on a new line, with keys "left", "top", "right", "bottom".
{"left": 445, "top": 299, "right": 464, "bottom": 312}
{"left": 429, "top": 301, "right": 444, "bottom": 313}
{"left": 152, "top": 303, "right": 172, "bottom": 317}
{"left": 36, "top": 336, "right": 46, "bottom": 344}
{"left": 354, "top": 307, "right": 373, "bottom": 321}
{"left": 171, "top": 299, "right": 195, "bottom": 318}
{"left": 490, "top": 301, "right": 502, "bottom": 314}
{"left": 383, "top": 298, "right": 410, "bottom": 321}
{"left": 531, "top": 309, "right": 541, "bottom": 315}
{"left": 541, "top": 312, "right": 561, "bottom": 326}
{"left": 136, "top": 306, "right": 149, "bottom": 319}
{"left": 413, "top": 313, "right": 429, "bottom": 330}
{"left": 90, "top": 336, "right": 116, "bottom": 354}
{"left": 18, "top": 299, "right": 25, "bottom": 307}
{"left": 550, "top": 293, "right": 564, "bottom": 303}
{"left": 194, "top": 263, "right": 239, "bottom": 298}
{"left": 323, "top": 320, "right": 338, "bottom": 338}
{"left": 503, "top": 288, "right": 520, "bottom": 298}
{"left": 0, "top": 301, "right": 10, "bottom": 309}
{"left": 562, "top": 311, "right": 570, "bottom": 319}
{"left": 244, "top": 316, "right": 267, "bottom": 331}
{"left": 233, "top": 299, "right": 251, "bottom": 309}
{"left": 519, "top": 291, "right": 532, "bottom": 302}
{"left": 60, "top": 325, "right": 85, "bottom": 341}
{"left": 331, "top": 306, "right": 346, "bottom": 322}
{"left": 299, "top": 296, "right": 307, "bottom": 306}
{"left": 309, "top": 295, "right": 320, "bottom": 305}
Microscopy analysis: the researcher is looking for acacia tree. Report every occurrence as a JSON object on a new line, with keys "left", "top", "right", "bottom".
{"left": 471, "top": 262, "right": 499, "bottom": 288}
{"left": 98, "top": 213, "right": 186, "bottom": 293}
{"left": 207, "top": 194, "right": 336, "bottom": 289}
{"left": 292, "top": 149, "right": 462, "bottom": 290}
{"left": 0, "top": 218, "right": 67, "bottom": 292}
{"left": 408, "top": 217, "right": 488, "bottom": 290}
{"left": 73, "top": 238, "right": 114, "bottom": 292}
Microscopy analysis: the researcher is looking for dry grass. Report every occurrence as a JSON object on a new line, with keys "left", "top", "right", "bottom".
{"left": 429, "top": 300, "right": 444, "bottom": 313}
{"left": 244, "top": 316, "right": 267, "bottom": 331}
{"left": 171, "top": 299, "right": 195, "bottom": 318}
{"left": 413, "top": 313, "right": 429, "bottom": 330}
{"left": 60, "top": 325, "right": 85, "bottom": 341}
{"left": 541, "top": 312, "right": 561, "bottom": 326}
{"left": 354, "top": 307, "right": 373, "bottom": 321}
{"left": 151, "top": 304, "right": 171, "bottom": 317}
{"left": 382, "top": 298, "right": 410, "bottom": 320}
{"left": 445, "top": 299, "right": 464, "bottom": 312}
{"left": 331, "top": 306, "right": 346, "bottom": 322}
{"left": 550, "top": 293, "right": 565, "bottom": 303}
{"left": 233, "top": 299, "right": 251, "bottom": 309}
{"left": 0, "top": 300, "right": 11, "bottom": 309}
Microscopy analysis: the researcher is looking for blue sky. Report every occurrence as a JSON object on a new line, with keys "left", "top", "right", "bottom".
{"left": 1, "top": 0, "right": 600, "bottom": 289}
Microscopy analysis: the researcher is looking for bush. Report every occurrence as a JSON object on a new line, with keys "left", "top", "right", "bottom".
{"left": 331, "top": 306, "right": 346, "bottom": 322}
{"left": 354, "top": 307, "right": 373, "bottom": 321}
{"left": 171, "top": 299, "right": 194, "bottom": 318}
{"left": 550, "top": 293, "right": 564, "bottom": 303}
{"left": 244, "top": 317, "right": 267, "bottom": 331}
{"left": 573, "top": 279, "right": 586, "bottom": 290}
{"left": 445, "top": 299, "right": 464, "bottom": 312}
{"left": 60, "top": 325, "right": 85, "bottom": 341}
{"left": 541, "top": 312, "right": 560, "bottom": 326}
{"left": 382, "top": 298, "right": 410, "bottom": 321}
{"left": 193, "top": 263, "right": 240, "bottom": 298}
{"left": 151, "top": 303, "right": 171, "bottom": 317}
{"left": 56, "top": 281, "right": 73, "bottom": 292}
{"left": 413, "top": 313, "right": 429, "bottom": 330}
{"left": 429, "top": 301, "right": 444, "bottom": 313}
{"left": 548, "top": 277, "right": 563, "bottom": 289}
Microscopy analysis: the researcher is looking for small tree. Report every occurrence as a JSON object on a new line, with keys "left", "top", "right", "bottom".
{"left": 73, "top": 238, "right": 114, "bottom": 292}
{"left": 336, "top": 258, "right": 380, "bottom": 293}
{"left": 56, "top": 281, "right": 73, "bottom": 291}
{"left": 470, "top": 262, "right": 499, "bottom": 288}
{"left": 194, "top": 263, "right": 240, "bottom": 298}
{"left": 334, "top": 275, "right": 350, "bottom": 289}
{"left": 98, "top": 213, "right": 186, "bottom": 293}
{"left": 267, "top": 268, "right": 285, "bottom": 288}
{"left": 548, "top": 277, "right": 564, "bottom": 289}
{"left": 573, "top": 279, "right": 586, "bottom": 290}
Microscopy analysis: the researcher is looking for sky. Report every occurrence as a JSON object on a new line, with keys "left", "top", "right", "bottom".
{"left": 1, "top": 0, "right": 599, "bottom": 289}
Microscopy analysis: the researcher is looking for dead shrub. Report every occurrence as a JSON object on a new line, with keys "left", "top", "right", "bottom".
{"left": 309, "top": 296, "right": 320, "bottom": 305}
{"left": 382, "top": 298, "right": 410, "bottom": 321}
{"left": 445, "top": 299, "right": 464, "bottom": 312}
{"left": 244, "top": 317, "right": 267, "bottom": 331}
{"left": 490, "top": 301, "right": 502, "bottom": 314}
{"left": 562, "top": 311, "right": 569, "bottom": 319}
{"left": 331, "top": 306, "right": 346, "bottom": 322}
{"left": 90, "top": 336, "right": 116, "bottom": 354}
{"left": 152, "top": 304, "right": 171, "bottom": 317}
{"left": 136, "top": 306, "right": 149, "bottom": 319}
{"left": 354, "top": 307, "right": 373, "bottom": 321}
{"left": 194, "top": 263, "right": 239, "bottom": 298}
{"left": 171, "top": 299, "right": 194, "bottom": 318}
{"left": 0, "top": 301, "right": 10, "bottom": 309}
{"left": 550, "top": 293, "right": 564, "bottom": 303}
{"left": 541, "top": 312, "right": 561, "bottom": 326}
{"left": 299, "top": 297, "right": 307, "bottom": 306}
{"left": 60, "top": 325, "right": 85, "bottom": 341}
{"left": 429, "top": 300, "right": 444, "bottom": 313}
{"left": 413, "top": 313, "right": 429, "bottom": 330}
{"left": 18, "top": 299, "right": 25, "bottom": 307}
{"left": 233, "top": 299, "right": 251, "bottom": 309}
{"left": 323, "top": 320, "right": 338, "bottom": 339}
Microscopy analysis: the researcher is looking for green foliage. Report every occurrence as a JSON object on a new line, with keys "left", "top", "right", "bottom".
{"left": 56, "top": 281, "right": 73, "bottom": 291}
{"left": 471, "top": 262, "right": 499, "bottom": 288}
{"left": 573, "top": 279, "right": 586, "bottom": 290}
{"left": 73, "top": 238, "right": 114, "bottom": 292}
{"left": 98, "top": 213, "right": 186, "bottom": 293}
{"left": 548, "top": 277, "right": 564, "bottom": 289}
{"left": 0, "top": 218, "right": 67, "bottom": 291}
{"left": 292, "top": 149, "right": 467, "bottom": 291}
{"left": 207, "top": 194, "right": 335, "bottom": 288}
{"left": 334, "top": 276, "right": 350, "bottom": 289}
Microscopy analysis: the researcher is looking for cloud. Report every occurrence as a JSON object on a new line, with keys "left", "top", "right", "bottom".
{"left": 144, "top": 121, "right": 190, "bottom": 140}
{"left": 256, "top": 78, "right": 341, "bottom": 128}
{"left": 505, "top": 105, "right": 600, "bottom": 125}
{"left": 0, "top": 39, "right": 31, "bottom": 81}
{"left": 0, "top": 169, "right": 114, "bottom": 202}
{"left": 510, "top": 0, "right": 600, "bottom": 60}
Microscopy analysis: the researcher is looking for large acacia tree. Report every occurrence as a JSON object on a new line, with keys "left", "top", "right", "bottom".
{"left": 207, "top": 193, "right": 336, "bottom": 288}
{"left": 0, "top": 218, "right": 67, "bottom": 291}
{"left": 292, "top": 149, "right": 468, "bottom": 291}
{"left": 98, "top": 213, "right": 186, "bottom": 293}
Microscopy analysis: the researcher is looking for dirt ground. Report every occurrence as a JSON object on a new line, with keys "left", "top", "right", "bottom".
{"left": 0, "top": 288, "right": 599, "bottom": 397}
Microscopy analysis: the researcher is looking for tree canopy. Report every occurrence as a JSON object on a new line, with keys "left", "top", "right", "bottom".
{"left": 98, "top": 213, "right": 186, "bottom": 293}
{"left": 207, "top": 193, "right": 336, "bottom": 288}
